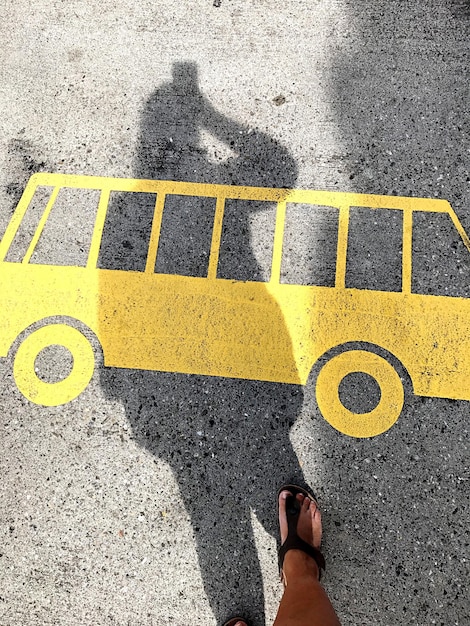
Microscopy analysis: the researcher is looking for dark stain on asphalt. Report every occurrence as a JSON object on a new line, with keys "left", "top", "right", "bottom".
{"left": 272, "top": 95, "right": 286, "bottom": 106}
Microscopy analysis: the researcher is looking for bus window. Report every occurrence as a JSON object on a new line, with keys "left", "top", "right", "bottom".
{"left": 98, "top": 191, "right": 155, "bottom": 272}
{"left": 5, "top": 186, "right": 54, "bottom": 262}
{"left": 412, "top": 212, "right": 470, "bottom": 298}
{"left": 346, "top": 207, "right": 402, "bottom": 292}
{"left": 217, "top": 199, "right": 275, "bottom": 282}
{"left": 155, "top": 194, "right": 216, "bottom": 278}
{"left": 280, "top": 204, "right": 338, "bottom": 287}
{"left": 30, "top": 187, "right": 100, "bottom": 267}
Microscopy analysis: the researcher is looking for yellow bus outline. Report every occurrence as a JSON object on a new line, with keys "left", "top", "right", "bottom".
{"left": 1, "top": 172, "right": 469, "bottom": 438}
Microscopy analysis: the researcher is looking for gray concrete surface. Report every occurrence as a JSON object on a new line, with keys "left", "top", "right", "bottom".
{"left": 1, "top": 1, "right": 469, "bottom": 625}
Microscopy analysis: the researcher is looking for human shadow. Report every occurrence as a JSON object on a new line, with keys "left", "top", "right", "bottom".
{"left": 99, "top": 62, "right": 303, "bottom": 625}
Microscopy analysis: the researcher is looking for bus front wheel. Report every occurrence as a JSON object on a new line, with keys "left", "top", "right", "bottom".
{"left": 315, "top": 349, "right": 405, "bottom": 438}
{"left": 13, "top": 323, "right": 96, "bottom": 406}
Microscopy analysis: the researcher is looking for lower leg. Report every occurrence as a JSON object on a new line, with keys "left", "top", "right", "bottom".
{"left": 273, "top": 552, "right": 340, "bottom": 626}
{"left": 273, "top": 491, "right": 340, "bottom": 626}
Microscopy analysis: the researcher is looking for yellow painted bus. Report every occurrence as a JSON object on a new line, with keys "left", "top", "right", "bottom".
{"left": 1, "top": 172, "right": 469, "bottom": 437}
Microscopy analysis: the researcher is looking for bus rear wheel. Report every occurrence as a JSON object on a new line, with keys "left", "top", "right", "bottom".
{"left": 13, "top": 323, "right": 95, "bottom": 406}
{"left": 315, "top": 349, "right": 405, "bottom": 438}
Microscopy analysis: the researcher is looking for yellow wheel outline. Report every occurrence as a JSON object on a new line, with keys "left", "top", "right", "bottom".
{"left": 13, "top": 324, "right": 95, "bottom": 406}
{"left": 315, "top": 349, "right": 404, "bottom": 438}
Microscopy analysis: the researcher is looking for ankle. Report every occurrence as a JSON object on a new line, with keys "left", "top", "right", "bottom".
{"left": 282, "top": 549, "right": 320, "bottom": 585}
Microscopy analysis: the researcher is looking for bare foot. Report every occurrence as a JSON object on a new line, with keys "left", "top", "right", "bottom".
{"left": 278, "top": 489, "right": 323, "bottom": 585}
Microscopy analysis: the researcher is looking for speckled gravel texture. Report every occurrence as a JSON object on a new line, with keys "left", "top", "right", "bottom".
{"left": 1, "top": 2, "right": 469, "bottom": 625}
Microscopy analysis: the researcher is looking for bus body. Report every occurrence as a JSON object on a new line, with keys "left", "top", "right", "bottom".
{"left": 1, "top": 173, "right": 469, "bottom": 436}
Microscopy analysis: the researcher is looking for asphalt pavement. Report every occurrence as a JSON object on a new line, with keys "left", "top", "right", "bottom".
{"left": 1, "top": 2, "right": 469, "bottom": 625}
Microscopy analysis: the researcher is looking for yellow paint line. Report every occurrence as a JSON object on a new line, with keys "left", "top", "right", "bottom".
{"left": 449, "top": 210, "right": 470, "bottom": 253}
{"left": 402, "top": 209, "right": 412, "bottom": 294}
{"left": 270, "top": 201, "right": 287, "bottom": 283}
{"left": 335, "top": 204, "right": 349, "bottom": 289}
{"left": 0, "top": 178, "right": 40, "bottom": 262}
{"left": 87, "top": 188, "right": 110, "bottom": 269}
{"left": 145, "top": 193, "right": 166, "bottom": 274}
{"left": 207, "top": 196, "right": 225, "bottom": 280}
{"left": 22, "top": 186, "right": 60, "bottom": 264}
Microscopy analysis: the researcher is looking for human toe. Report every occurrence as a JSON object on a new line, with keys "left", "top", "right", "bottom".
{"left": 311, "top": 502, "right": 322, "bottom": 548}
{"left": 278, "top": 490, "right": 293, "bottom": 543}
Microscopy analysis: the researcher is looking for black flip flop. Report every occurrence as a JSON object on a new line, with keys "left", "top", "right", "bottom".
{"left": 277, "top": 484, "right": 326, "bottom": 580}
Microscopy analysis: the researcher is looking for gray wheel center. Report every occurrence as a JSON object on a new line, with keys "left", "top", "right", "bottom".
{"left": 34, "top": 344, "right": 74, "bottom": 384}
{"left": 338, "top": 371, "right": 382, "bottom": 414}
